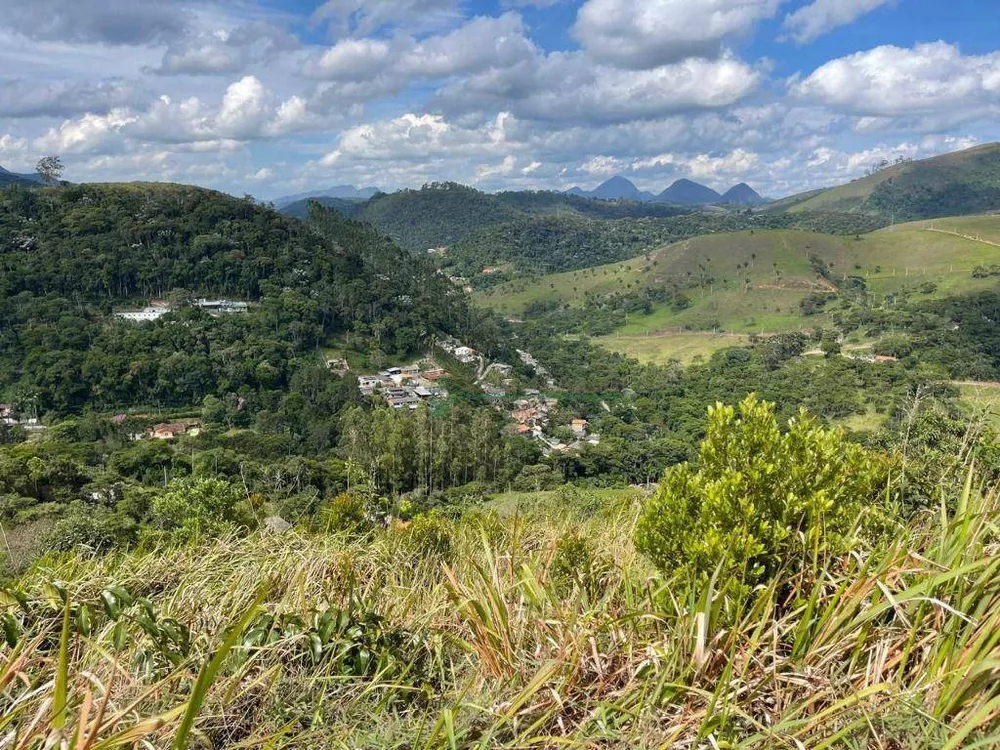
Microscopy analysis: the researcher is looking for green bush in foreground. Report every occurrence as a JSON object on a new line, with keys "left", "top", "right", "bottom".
{"left": 636, "top": 394, "right": 891, "bottom": 586}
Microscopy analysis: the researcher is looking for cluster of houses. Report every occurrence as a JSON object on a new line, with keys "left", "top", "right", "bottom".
{"left": 510, "top": 390, "right": 600, "bottom": 455}
{"left": 357, "top": 361, "right": 450, "bottom": 410}
{"left": 115, "top": 299, "right": 250, "bottom": 323}
{"left": 509, "top": 395, "right": 600, "bottom": 455}
{"left": 479, "top": 362, "right": 514, "bottom": 399}
{"left": 511, "top": 394, "right": 557, "bottom": 437}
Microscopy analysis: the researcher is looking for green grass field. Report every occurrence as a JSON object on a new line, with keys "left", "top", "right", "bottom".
{"left": 598, "top": 332, "right": 749, "bottom": 364}
{"left": 957, "top": 381, "right": 1000, "bottom": 430}
{"left": 477, "top": 216, "right": 1000, "bottom": 355}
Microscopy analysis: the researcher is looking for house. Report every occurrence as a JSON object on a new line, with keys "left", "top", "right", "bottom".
{"left": 327, "top": 358, "right": 350, "bottom": 374}
{"left": 196, "top": 299, "right": 249, "bottom": 315}
{"left": 357, "top": 375, "right": 383, "bottom": 394}
{"left": 149, "top": 420, "right": 201, "bottom": 440}
{"left": 423, "top": 369, "right": 450, "bottom": 381}
{"left": 384, "top": 390, "right": 421, "bottom": 410}
{"left": 571, "top": 419, "right": 589, "bottom": 439}
{"left": 414, "top": 386, "right": 433, "bottom": 399}
{"left": 874, "top": 354, "right": 898, "bottom": 363}
{"left": 115, "top": 305, "right": 170, "bottom": 323}
{"left": 454, "top": 346, "right": 476, "bottom": 363}
{"left": 1, "top": 405, "right": 39, "bottom": 427}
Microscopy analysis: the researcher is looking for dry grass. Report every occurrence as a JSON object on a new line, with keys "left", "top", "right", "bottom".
{"left": 3, "top": 479, "right": 1000, "bottom": 748}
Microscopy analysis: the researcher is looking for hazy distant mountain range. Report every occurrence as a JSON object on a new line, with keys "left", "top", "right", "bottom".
{"left": 566, "top": 176, "right": 766, "bottom": 205}
{"left": 0, "top": 166, "right": 43, "bottom": 187}
{"left": 272, "top": 184, "right": 381, "bottom": 207}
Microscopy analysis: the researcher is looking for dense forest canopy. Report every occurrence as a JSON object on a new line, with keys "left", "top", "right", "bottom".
{"left": 0, "top": 185, "right": 508, "bottom": 418}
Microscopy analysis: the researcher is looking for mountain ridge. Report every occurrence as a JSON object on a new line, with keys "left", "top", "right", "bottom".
{"left": 273, "top": 184, "right": 381, "bottom": 207}
{"left": 0, "top": 165, "right": 43, "bottom": 188}
{"left": 770, "top": 142, "right": 1000, "bottom": 219}
{"left": 566, "top": 175, "right": 760, "bottom": 205}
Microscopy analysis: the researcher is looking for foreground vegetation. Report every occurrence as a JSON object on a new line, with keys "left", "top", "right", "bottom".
{"left": 5, "top": 397, "right": 1000, "bottom": 747}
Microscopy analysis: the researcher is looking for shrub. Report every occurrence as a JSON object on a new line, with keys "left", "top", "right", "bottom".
{"left": 549, "top": 529, "right": 610, "bottom": 597}
{"left": 47, "top": 502, "right": 138, "bottom": 552}
{"left": 635, "top": 395, "right": 891, "bottom": 587}
{"left": 320, "top": 490, "right": 387, "bottom": 536}
{"left": 512, "top": 464, "right": 562, "bottom": 492}
{"left": 149, "top": 478, "right": 256, "bottom": 542}
{"left": 395, "top": 514, "right": 453, "bottom": 559}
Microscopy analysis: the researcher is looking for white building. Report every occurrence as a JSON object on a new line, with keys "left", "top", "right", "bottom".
{"left": 195, "top": 299, "right": 249, "bottom": 314}
{"left": 115, "top": 307, "right": 170, "bottom": 323}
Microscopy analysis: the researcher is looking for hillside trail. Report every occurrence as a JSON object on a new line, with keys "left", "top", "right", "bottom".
{"left": 921, "top": 227, "right": 1000, "bottom": 249}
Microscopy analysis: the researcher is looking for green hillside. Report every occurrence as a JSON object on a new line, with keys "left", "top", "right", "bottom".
{"left": 774, "top": 143, "right": 1000, "bottom": 219}
{"left": 353, "top": 182, "right": 524, "bottom": 250}
{"left": 0, "top": 166, "right": 42, "bottom": 188}
{"left": 445, "top": 209, "right": 885, "bottom": 284}
{"left": 479, "top": 214, "right": 1000, "bottom": 361}
{"left": 479, "top": 229, "right": 853, "bottom": 322}
{"left": 0, "top": 183, "right": 503, "bottom": 417}
{"left": 281, "top": 183, "right": 692, "bottom": 252}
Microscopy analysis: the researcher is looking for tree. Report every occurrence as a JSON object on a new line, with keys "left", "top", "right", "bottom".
{"left": 35, "top": 156, "right": 64, "bottom": 184}
{"left": 821, "top": 339, "right": 842, "bottom": 358}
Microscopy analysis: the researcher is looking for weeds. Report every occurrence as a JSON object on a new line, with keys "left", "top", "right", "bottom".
{"left": 2, "top": 473, "right": 1000, "bottom": 747}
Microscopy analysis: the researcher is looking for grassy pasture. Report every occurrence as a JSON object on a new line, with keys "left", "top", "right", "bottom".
{"left": 477, "top": 217, "right": 1000, "bottom": 347}
{"left": 598, "top": 332, "right": 750, "bottom": 365}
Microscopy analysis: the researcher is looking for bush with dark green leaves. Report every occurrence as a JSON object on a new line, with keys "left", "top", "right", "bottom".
{"left": 46, "top": 502, "right": 139, "bottom": 552}
{"left": 635, "top": 395, "right": 892, "bottom": 587}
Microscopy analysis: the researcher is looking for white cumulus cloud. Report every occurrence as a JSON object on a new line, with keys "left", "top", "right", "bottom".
{"left": 573, "top": 0, "right": 782, "bottom": 69}
{"left": 791, "top": 42, "right": 1000, "bottom": 120}
{"left": 783, "top": 0, "right": 894, "bottom": 44}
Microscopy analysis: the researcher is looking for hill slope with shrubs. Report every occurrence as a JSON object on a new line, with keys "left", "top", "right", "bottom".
{"left": 6, "top": 396, "right": 1000, "bottom": 748}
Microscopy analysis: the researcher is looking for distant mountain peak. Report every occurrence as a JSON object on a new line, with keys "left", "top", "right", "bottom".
{"left": 659, "top": 179, "right": 722, "bottom": 205}
{"left": 721, "top": 183, "right": 765, "bottom": 205}
{"left": 571, "top": 175, "right": 656, "bottom": 202}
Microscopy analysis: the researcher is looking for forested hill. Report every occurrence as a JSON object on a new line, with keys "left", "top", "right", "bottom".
{"left": 0, "top": 183, "right": 503, "bottom": 416}
{"left": 442, "top": 208, "right": 889, "bottom": 284}
{"left": 281, "top": 182, "right": 690, "bottom": 252}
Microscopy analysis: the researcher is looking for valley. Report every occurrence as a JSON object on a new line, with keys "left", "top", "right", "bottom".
{"left": 4, "top": 142, "right": 1000, "bottom": 749}
{"left": 475, "top": 214, "right": 1000, "bottom": 363}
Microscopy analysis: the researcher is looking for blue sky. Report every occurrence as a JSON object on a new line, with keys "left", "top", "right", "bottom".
{"left": 0, "top": 0, "right": 997, "bottom": 199}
